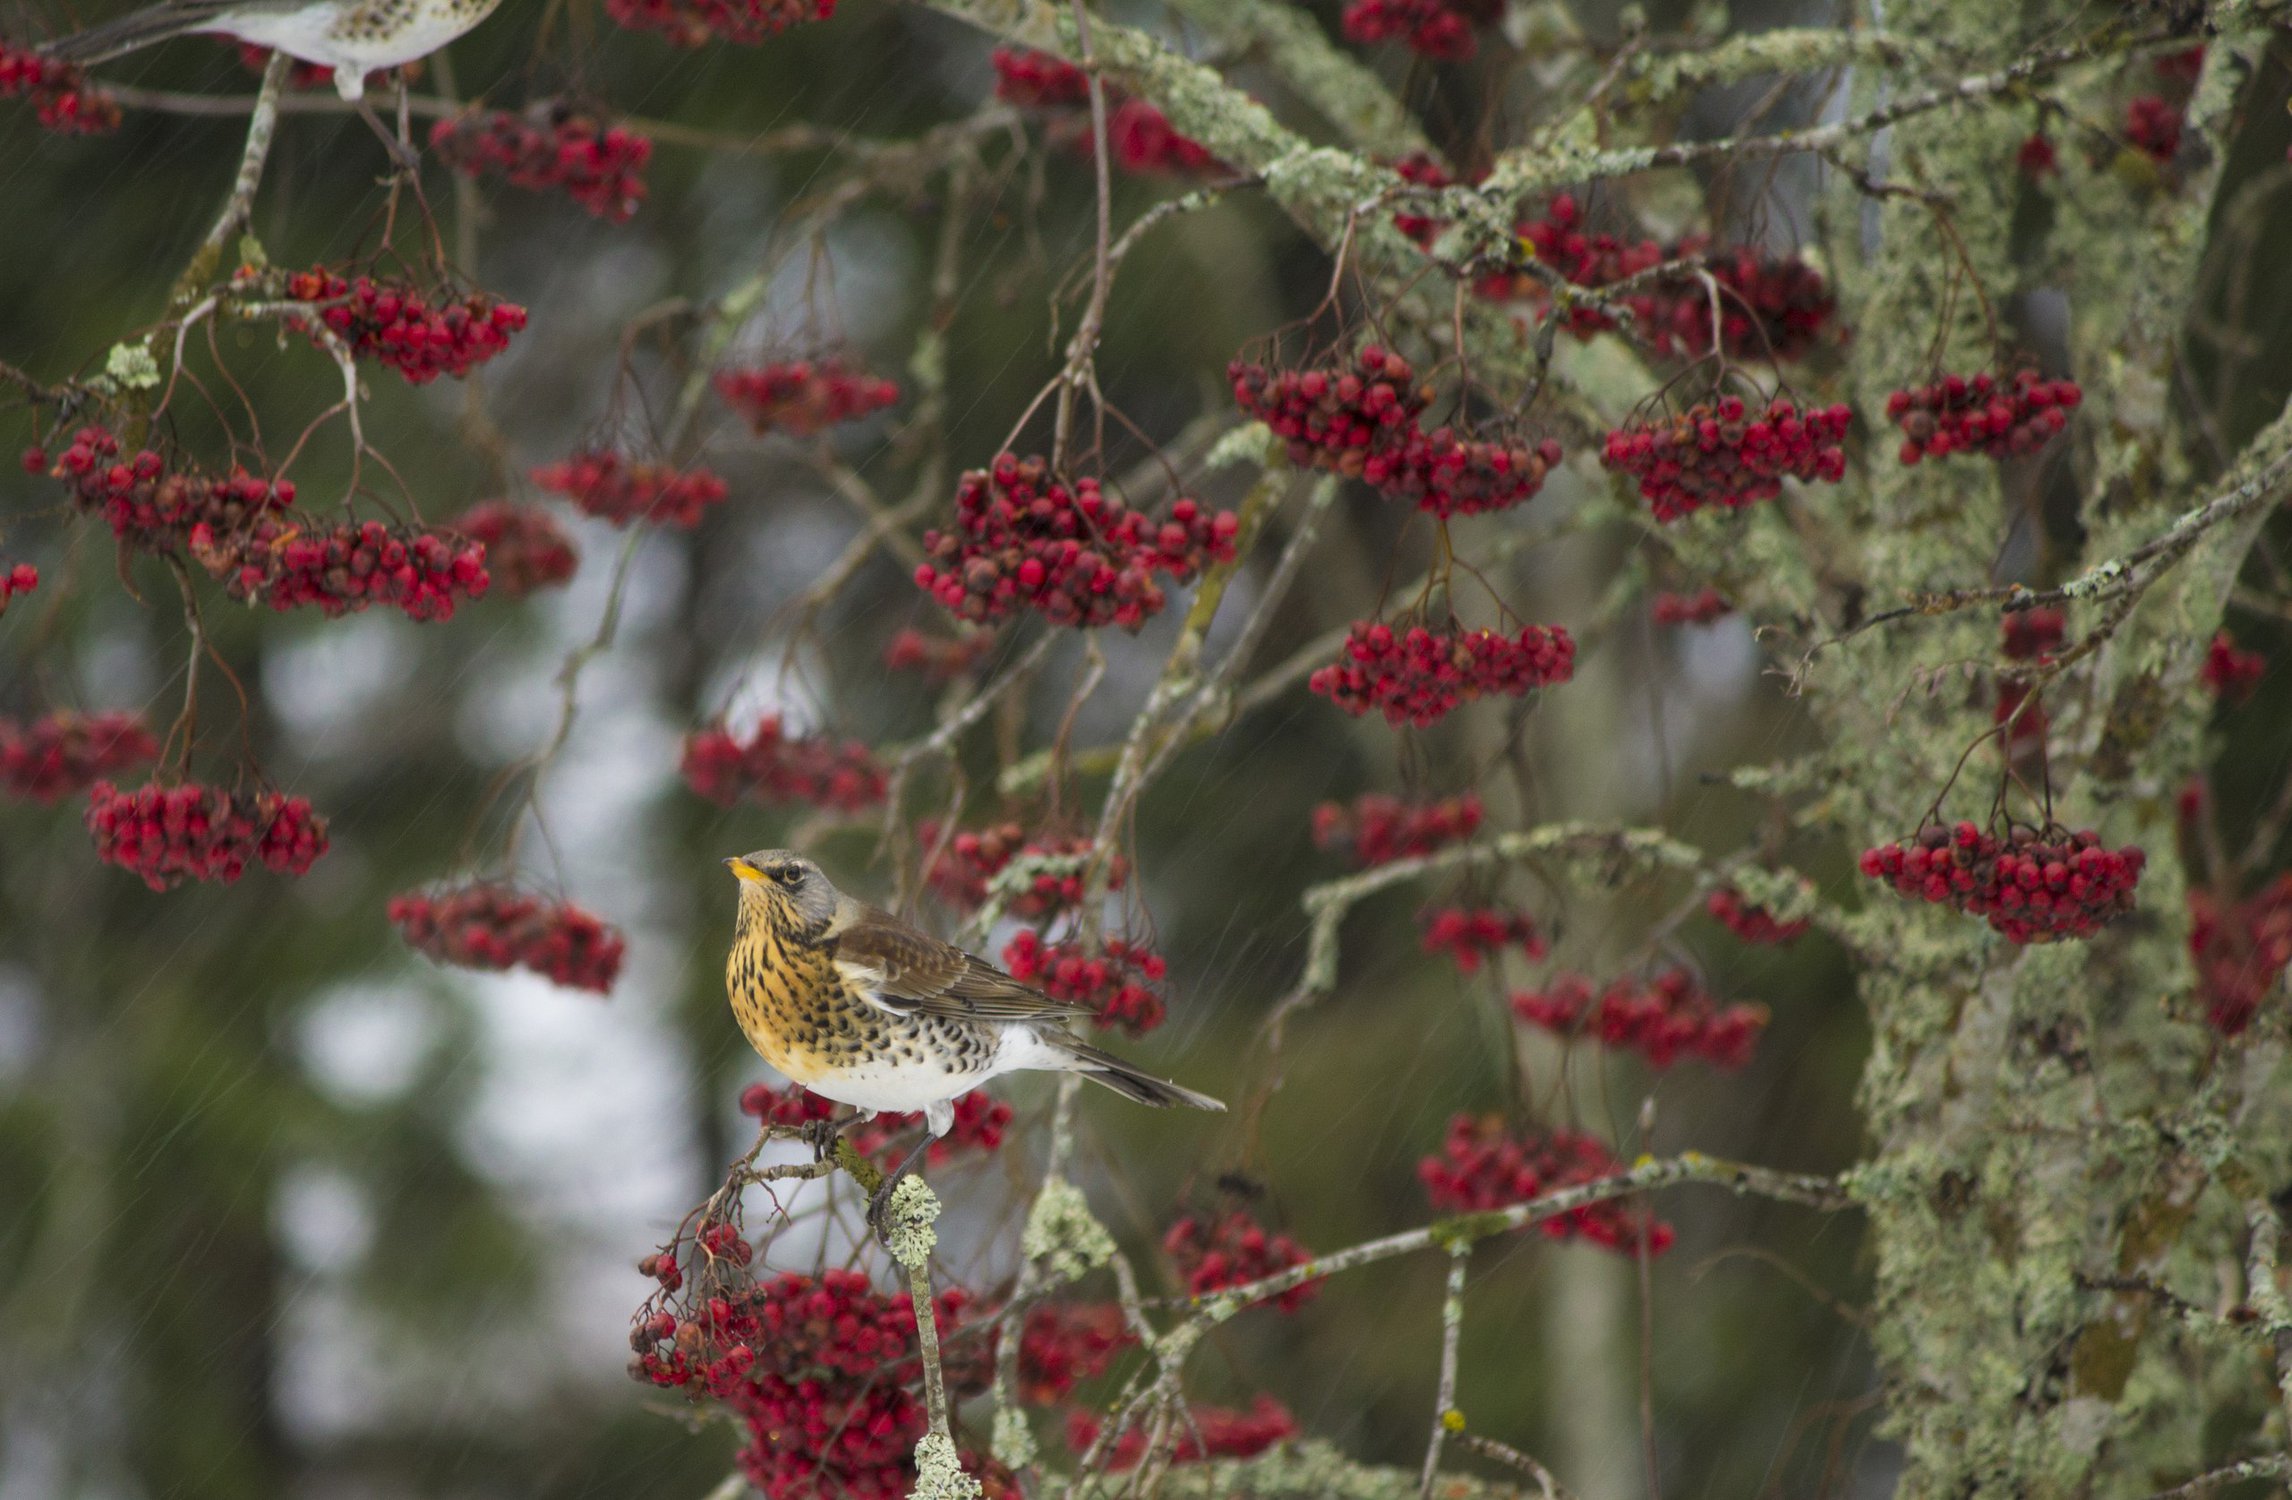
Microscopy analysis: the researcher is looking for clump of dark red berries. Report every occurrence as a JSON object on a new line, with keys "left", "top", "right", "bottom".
{"left": 1019, "top": 1302, "right": 1134, "bottom": 1404}
{"left": 883, "top": 627, "right": 995, "bottom": 680}
{"left": 2203, "top": 631, "right": 2265, "bottom": 702}
{"left": 714, "top": 359, "right": 898, "bottom": 437}
{"left": 1858, "top": 821, "right": 2145, "bottom": 944}
{"left": 1341, "top": 0, "right": 1498, "bottom": 62}
{"left": 1885, "top": 370, "right": 2081, "bottom": 464}
{"left": 990, "top": 46, "right": 1088, "bottom": 108}
{"left": 531, "top": 450, "right": 730, "bottom": 529}
{"left": 389, "top": 882, "right": 626, "bottom": 993}
{"left": 2124, "top": 94, "right": 2183, "bottom": 162}
{"left": 1706, "top": 887, "right": 1809, "bottom": 946}
{"left": 195, "top": 515, "right": 489, "bottom": 621}
{"left": 921, "top": 821, "right": 1124, "bottom": 917}
{"left": 2002, "top": 607, "right": 2066, "bottom": 661}
{"left": 0, "top": 561, "right": 35, "bottom": 613}
{"left": 1104, "top": 99, "right": 1218, "bottom": 175}
{"left": 1388, "top": 150, "right": 1477, "bottom": 246}
{"left": 1163, "top": 1210, "right": 1319, "bottom": 1312}
{"left": 1479, "top": 194, "right": 1666, "bottom": 338}
{"left": 1660, "top": 245, "right": 1840, "bottom": 362}
{"left": 454, "top": 501, "right": 577, "bottom": 599}
{"left": 1511, "top": 970, "right": 1768, "bottom": 1069}
{"left": 1002, "top": 931, "right": 1166, "bottom": 1035}
{"left": 1066, "top": 1397, "right": 1297, "bottom": 1468}
{"left": 1374, "top": 428, "right": 1566, "bottom": 518}
{"left": 605, "top": 0, "right": 835, "bottom": 45}
{"left": 50, "top": 426, "right": 293, "bottom": 553}
{"left": 1309, "top": 619, "right": 1575, "bottom": 727}
{"left": 85, "top": 780, "right": 328, "bottom": 890}
{"left": 1653, "top": 587, "right": 1731, "bottom": 626}
{"left": 915, "top": 453, "right": 1237, "bottom": 631}
{"left": 2017, "top": 134, "right": 2059, "bottom": 177}
{"left": 1421, "top": 906, "right": 1547, "bottom": 974}
{"left": 1419, "top": 1114, "right": 1673, "bottom": 1253}
{"left": 1312, "top": 791, "right": 1483, "bottom": 867}
{"left": 429, "top": 103, "right": 653, "bottom": 222}
{"left": 0, "top": 711, "right": 158, "bottom": 801}
{"left": 1230, "top": 346, "right": 1428, "bottom": 477}
{"left": 272, "top": 269, "right": 527, "bottom": 384}
{"left": 679, "top": 715, "right": 885, "bottom": 813}
{"left": 991, "top": 48, "right": 1219, "bottom": 177}
{"left": 2188, "top": 876, "right": 2292, "bottom": 1036}
{"left": 232, "top": 43, "right": 337, "bottom": 89}
{"left": 849, "top": 1091, "right": 1013, "bottom": 1170}
{"left": 0, "top": 42, "right": 120, "bottom": 132}
{"left": 1601, "top": 395, "right": 1851, "bottom": 522}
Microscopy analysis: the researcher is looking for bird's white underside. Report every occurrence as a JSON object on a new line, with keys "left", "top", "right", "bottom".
{"left": 200, "top": 4, "right": 472, "bottom": 98}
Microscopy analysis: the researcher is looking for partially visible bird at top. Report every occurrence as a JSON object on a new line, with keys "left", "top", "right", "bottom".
{"left": 41, "top": 0, "right": 505, "bottom": 101}
{"left": 720, "top": 849, "right": 1224, "bottom": 1233}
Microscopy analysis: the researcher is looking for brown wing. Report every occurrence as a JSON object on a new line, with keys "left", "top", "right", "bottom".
{"left": 831, "top": 905, "right": 1095, "bottom": 1024}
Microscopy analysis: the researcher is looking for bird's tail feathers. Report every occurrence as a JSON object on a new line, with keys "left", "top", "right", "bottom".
{"left": 1052, "top": 1038, "right": 1224, "bottom": 1112}
{"left": 43, "top": 6, "right": 212, "bottom": 65}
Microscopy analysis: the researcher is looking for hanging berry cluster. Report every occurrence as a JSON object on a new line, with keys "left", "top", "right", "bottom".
{"left": 1313, "top": 791, "right": 1483, "bottom": 866}
{"left": 2203, "top": 631, "right": 2265, "bottom": 702}
{"left": 1420, "top": 906, "right": 1548, "bottom": 974}
{"left": 1653, "top": 587, "right": 1731, "bottom": 626}
{"left": 1601, "top": 396, "right": 1851, "bottom": 522}
{"left": 429, "top": 105, "right": 653, "bottom": 222}
{"left": 1859, "top": 822, "right": 2146, "bottom": 944}
{"left": 714, "top": 359, "right": 899, "bottom": 437}
{"left": 1478, "top": 195, "right": 1664, "bottom": 335}
{"left": 196, "top": 514, "right": 491, "bottom": 621}
{"left": 679, "top": 715, "right": 886, "bottom": 814}
{"left": 921, "top": 821, "right": 1125, "bottom": 917}
{"left": 1418, "top": 1114, "right": 1673, "bottom": 1253}
{"left": 389, "top": 883, "right": 626, "bottom": 994}
{"left": 988, "top": 46, "right": 1088, "bottom": 108}
{"left": 0, "top": 561, "right": 35, "bottom": 612}
{"left": 1018, "top": 1302, "right": 1134, "bottom": 1404}
{"left": 454, "top": 501, "right": 578, "bottom": 599}
{"left": 1510, "top": 970, "right": 1768, "bottom": 1069}
{"left": 1066, "top": 1397, "right": 1299, "bottom": 1469}
{"left": 1309, "top": 620, "right": 1575, "bottom": 727}
{"left": 1388, "top": 150, "right": 1471, "bottom": 246}
{"left": 735, "top": 1082, "right": 1010, "bottom": 1169}
{"left": 605, "top": 0, "right": 835, "bottom": 45}
{"left": 1885, "top": 370, "right": 2082, "bottom": 464}
{"left": 531, "top": 450, "right": 730, "bottom": 529}
{"left": 272, "top": 269, "right": 527, "bottom": 384}
{"left": 914, "top": 453, "right": 1237, "bottom": 631}
{"left": 1162, "top": 1210, "right": 1320, "bottom": 1312}
{"left": 882, "top": 627, "right": 995, "bottom": 680}
{"left": 51, "top": 426, "right": 293, "bottom": 553}
{"left": 1001, "top": 931, "right": 1166, "bottom": 1035}
{"left": 1706, "top": 887, "right": 1809, "bottom": 946}
{"left": 990, "top": 49, "right": 1219, "bottom": 177}
{"left": 2187, "top": 876, "right": 2292, "bottom": 1036}
{"left": 0, "top": 711, "right": 158, "bottom": 801}
{"left": 0, "top": 43, "right": 120, "bottom": 132}
{"left": 2124, "top": 94, "right": 2183, "bottom": 162}
{"left": 1342, "top": 0, "right": 1500, "bottom": 63}
{"left": 2003, "top": 607, "right": 2065, "bottom": 662}
{"left": 85, "top": 780, "right": 328, "bottom": 890}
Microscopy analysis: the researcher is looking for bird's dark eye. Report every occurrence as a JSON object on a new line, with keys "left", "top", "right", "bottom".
{"left": 772, "top": 867, "right": 799, "bottom": 886}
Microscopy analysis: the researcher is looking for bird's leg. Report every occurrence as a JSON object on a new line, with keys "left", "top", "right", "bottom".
{"left": 799, "top": 1115, "right": 843, "bottom": 1162}
{"left": 866, "top": 1134, "right": 934, "bottom": 1245}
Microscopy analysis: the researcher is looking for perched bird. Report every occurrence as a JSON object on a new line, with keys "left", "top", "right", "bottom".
{"left": 41, "top": 0, "right": 505, "bottom": 101}
{"left": 722, "top": 849, "right": 1222, "bottom": 1225}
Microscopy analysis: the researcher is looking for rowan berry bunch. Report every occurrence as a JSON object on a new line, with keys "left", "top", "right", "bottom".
{"left": 989, "top": 49, "right": 1218, "bottom": 176}
{"left": 1371, "top": 428, "right": 1566, "bottom": 519}
{"left": 604, "top": 0, "right": 836, "bottom": 45}
{"left": 428, "top": 105, "right": 653, "bottom": 222}
{"left": 1066, "top": 1397, "right": 1298, "bottom": 1468}
{"left": 736, "top": 1080, "right": 836, "bottom": 1128}
{"left": 388, "top": 883, "right": 626, "bottom": 993}
{"left": 848, "top": 1091, "right": 1013, "bottom": 1168}
{"left": 0, "top": 43, "right": 121, "bottom": 133}
{"left": 453, "top": 501, "right": 577, "bottom": 599}
{"left": 197, "top": 515, "right": 490, "bottom": 621}
{"left": 882, "top": 627, "right": 996, "bottom": 680}
{"left": 2124, "top": 94, "right": 2183, "bottom": 161}
{"left": 1884, "top": 369, "right": 2082, "bottom": 463}
{"left": 50, "top": 426, "right": 293, "bottom": 552}
{"left": 989, "top": 46, "right": 1088, "bottom": 108}
{"left": 1001, "top": 931, "right": 1166, "bottom": 1034}
{"left": 2187, "top": 876, "right": 2292, "bottom": 1036}
{"left": 531, "top": 450, "right": 730, "bottom": 528}
{"left": 1653, "top": 587, "right": 1731, "bottom": 626}
{"left": 1105, "top": 98, "right": 1219, "bottom": 175}
{"left": 1487, "top": 194, "right": 1666, "bottom": 336}
{"left": 914, "top": 453, "right": 1237, "bottom": 631}
{"left": 1858, "top": 821, "right": 2146, "bottom": 943}
{"left": 920, "top": 821, "right": 1125, "bottom": 917}
{"left": 1340, "top": 0, "right": 1498, "bottom": 62}
{"left": 85, "top": 780, "right": 329, "bottom": 890}
{"left": 1419, "top": 1114, "right": 1673, "bottom": 1252}
{"left": 0, "top": 711, "right": 158, "bottom": 801}
{"left": 2003, "top": 607, "right": 2066, "bottom": 661}
{"left": 273, "top": 269, "right": 527, "bottom": 384}
{"left": 1706, "top": 887, "right": 1810, "bottom": 946}
{"left": 1229, "top": 345, "right": 1427, "bottom": 478}
{"left": 679, "top": 715, "right": 886, "bottom": 813}
{"left": 1420, "top": 906, "right": 1548, "bottom": 973}
{"left": 2203, "top": 631, "right": 2265, "bottom": 702}
{"left": 1600, "top": 395, "right": 1852, "bottom": 522}
{"left": 1660, "top": 246, "right": 1841, "bottom": 362}
{"left": 1510, "top": 970, "right": 1768, "bottom": 1069}
{"left": 713, "top": 359, "right": 899, "bottom": 437}
{"left": 2018, "top": 133, "right": 2060, "bottom": 177}
{"left": 1308, "top": 619, "right": 1576, "bottom": 727}
{"left": 1388, "top": 150, "right": 1469, "bottom": 246}
{"left": 1162, "top": 1210, "right": 1319, "bottom": 1311}
{"left": 1312, "top": 791, "right": 1483, "bottom": 866}
{"left": 0, "top": 561, "right": 35, "bottom": 612}
{"left": 1018, "top": 1303, "right": 1134, "bottom": 1404}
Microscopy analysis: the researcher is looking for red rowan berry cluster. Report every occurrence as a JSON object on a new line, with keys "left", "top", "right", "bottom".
{"left": 989, "top": 49, "right": 1218, "bottom": 176}
{"left": 679, "top": 715, "right": 886, "bottom": 813}
{"left": 85, "top": 780, "right": 328, "bottom": 890}
{"left": 2203, "top": 631, "right": 2265, "bottom": 702}
{"left": 1885, "top": 369, "right": 2081, "bottom": 464}
{"left": 848, "top": 1091, "right": 1013, "bottom": 1169}
{"left": 0, "top": 711, "right": 158, "bottom": 801}
{"left": 2124, "top": 94, "right": 2183, "bottom": 162}
{"left": 1019, "top": 1302, "right": 1134, "bottom": 1404}
{"left": 1510, "top": 970, "right": 1767, "bottom": 1069}
{"left": 274, "top": 270, "right": 527, "bottom": 384}
{"left": 1659, "top": 245, "right": 1840, "bottom": 362}
{"left": 388, "top": 883, "right": 626, "bottom": 993}
{"left": 1419, "top": 1114, "right": 1673, "bottom": 1252}
{"left": 1308, "top": 620, "right": 1576, "bottom": 727}
{"left": 0, "top": 561, "right": 35, "bottom": 612}
{"left": 1001, "top": 931, "right": 1166, "bottom": 1035}
{"left": 882, "top": 627, "right": 995, "bottom": 679}
{"left": 2187, "top": 876, "right": 2292, "bottom": 1036}
{"left": 2154, "top": 45, "right": 2205, "bottom": 85}
{"left": 914, "top": 454, "right": 1237, "bottom": 631}
{"left": 989, "top": 46, "right": 1088, "bottom": 108}
{"left": 233, "top": 43, "right": 337, "bottom": 88}
{"left": 0, "top": 43, "right": 120, "bottom": 132}
{"left": 1420, "top": 906, "right": 1548, "bottom": 974}
{"left": 2017, "top": 134, "right": 2060, "bottom": 177}
{"left": 453, "top": 501, "right": 577, "bottom": 599}
{"left": 605, "top": 0, "right": 835, "bottom": 46}
{"left": 1162, "top": 1210, "right": 1319, "bottom": 1312}
{"left": 1388, "top": 150, "right": 1467, "bottom": 246}
{"left": 714, "top": 360, "right": 898, "bottom": 437}
{"left": 1858, "top": 822, "right": 2146, "bottom": 944}
{"left": 1340, "top": 0, "right": 1498, "bottom": 62}
{"left": 196, "top": 515, "right": 490, "bottom": 621}
{"left": 1601, "top": 396, "right": 1851, "bottom": 522}
{"left": 736, "top": 1080, "right": 835, "bottom": 1128}
{"left": 1484, "top": 195, "right": 1666, "bottom": 336}
{"left": 1312, "top": 791, "right": 1483, "bottom": 866}
{"left": 1653, "top": 587, "right": 1731, "bottom": 626}
{"left": 1066, "top": 1396, "right": 1298, "bottom": 1468}
{"left": 1105, "top": 98, "right": 1219, "bottom": 175}
{"left": 531, "top": 450, "right": 730, "bottom": 529}
{"left": 2003, "top": 607, "right": 2066, "bottom": 661}
{"left": 49, "top": 426, "right": 293, "bottom": 553}
{"left": 429, "top": 105, "right": 653, "bottom": 222}
{"left": 920, "top": 821, "right": 1124, "bottom": 917}
{"left": 1706, "top": 887, "right": 1809, "bottom": 946}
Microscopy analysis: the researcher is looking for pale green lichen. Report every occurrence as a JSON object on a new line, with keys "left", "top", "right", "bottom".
{"left": 1020, "top": 1175, "right": 1115, "bottom": 1286}
{"left": 1207, "top": 421, "right": 1280, "bottom": 471}
{"left": 885, "top": 1176, "right": 940, "bottom": 1269}
{"left": 907, "top": 1431, "right": 982, "bottom": 1500}
{"left": 989, "top": 1405, "right": 1037, "bottom": 1470}
{"left": 101, "top": 342, "right": 160, "bottom": 393}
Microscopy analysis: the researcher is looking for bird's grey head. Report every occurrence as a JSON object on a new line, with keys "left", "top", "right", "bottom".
{"left": 725, "top": 849, "right": 838, "bottom": 933}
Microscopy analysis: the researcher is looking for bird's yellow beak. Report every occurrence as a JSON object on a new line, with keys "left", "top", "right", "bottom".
{"left": 725, "top": 857, "right": 767, "bottom": 884}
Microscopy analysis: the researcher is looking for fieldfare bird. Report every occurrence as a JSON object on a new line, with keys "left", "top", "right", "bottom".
{"left": 43, "top": 0, "right": 506, "bottom": 101}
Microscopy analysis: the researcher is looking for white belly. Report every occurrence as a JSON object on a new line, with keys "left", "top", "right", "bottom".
{"left": 210, "top": 0, "right": 497, "bottom": 98}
